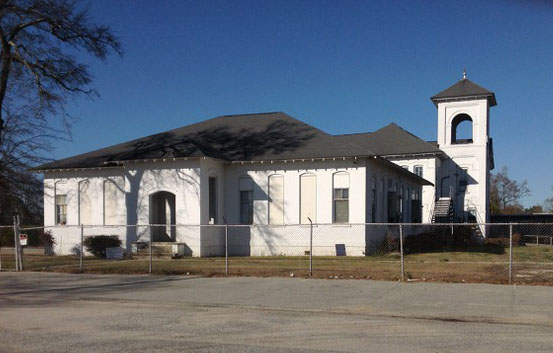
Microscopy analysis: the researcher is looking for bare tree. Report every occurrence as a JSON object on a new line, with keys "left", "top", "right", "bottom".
{"left": 0, "top": 0, "right": 122, "bottom": 142}
{"left": 544, "top": 186, "right": 553, "bottom": 213}
{"left": 490, "top": 166, "right": 530, "bottom": 214}
{"left": 0, "top": 0, "right": 122, "bottom": 223}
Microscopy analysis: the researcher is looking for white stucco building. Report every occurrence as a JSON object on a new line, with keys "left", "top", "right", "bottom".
{"left": 34, "top": 75, "right": 495, "bottom": 256}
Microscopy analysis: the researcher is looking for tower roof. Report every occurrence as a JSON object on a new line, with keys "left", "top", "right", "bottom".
{"left": 431, "top": 78, "right": 497, "bottom": 107}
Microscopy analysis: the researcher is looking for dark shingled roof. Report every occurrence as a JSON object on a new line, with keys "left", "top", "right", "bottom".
{"left": 334, "top": 123, "right": 443, "bottom": 157}
{"left": 33, "top": 112, "right": 375, "bottom": 171}
{"left": 431, "top": 78, "right": 497, "bottom": 107}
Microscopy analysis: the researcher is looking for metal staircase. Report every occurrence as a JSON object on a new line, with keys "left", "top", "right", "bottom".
{"left": 431, "top": 197, "right": 455, "bottom": 223}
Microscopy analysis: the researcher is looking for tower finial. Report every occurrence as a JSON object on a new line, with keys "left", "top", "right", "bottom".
{"left": 462, "top": 65, "right": 467, "bottom": 80}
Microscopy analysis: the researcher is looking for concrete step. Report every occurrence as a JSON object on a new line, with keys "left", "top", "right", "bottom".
{"left": 132, "top": 242, "right": 187, "bottom": 258}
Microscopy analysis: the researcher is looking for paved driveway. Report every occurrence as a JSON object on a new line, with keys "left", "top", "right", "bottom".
{"left": 1, "top": 272, "right": 552, "bottom": 352}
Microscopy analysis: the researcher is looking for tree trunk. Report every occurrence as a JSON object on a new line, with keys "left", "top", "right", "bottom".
{"left": 0, "top": 45, "right": 13, "bottom": 146}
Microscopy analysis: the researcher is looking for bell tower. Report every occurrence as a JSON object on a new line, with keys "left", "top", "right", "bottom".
{"left": 431, "top": 72, "right": 496, "bottom": 223}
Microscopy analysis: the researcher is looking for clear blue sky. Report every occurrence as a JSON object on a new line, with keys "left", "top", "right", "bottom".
{"left": 57, "top": 0, "right": 553, "bottom": 207}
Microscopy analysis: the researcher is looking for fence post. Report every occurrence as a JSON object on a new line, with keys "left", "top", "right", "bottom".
{"left": 13, "top": 216, "right": 23, "bottom": 271}
{"left": 224, "top": 218, "right": 228, "bottom": 276}
{"left": 509, "top": 223, "right": 513, "bottom": 285}
{"left": 149, "top": 226, "right": 153, "bottom": 274}
{"left": 308, "top": 217, "right": 313, "bottom": 277}
{"left": 80, "top": 224, "right": 84, "bottom": 273}
{"left": 18, "top": 219, "right": 23, "bottom": 271}
{"left": 399, "top": 224, "right": 404, "bottom": 282}
{"left": 13, "top": 217, "right": 19, "bottom": 271}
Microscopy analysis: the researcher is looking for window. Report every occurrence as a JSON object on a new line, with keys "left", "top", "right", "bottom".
{"left": 380, "top": 179, "right": 385, "bottom": 219}
{"left": 333, "top": 172, "right": 349, "bottom": 223}
{"left": 268, "top": 175, "right": 284, "bottom": 224}
{"left": 333, "top": 188, "right": 349, "bottom": 223}
{"left": 414, "top": 165, "right": 423, "bottom": 178}
{"left": 401, "top": 165, "right": 409, "bottom": 170}
{"left": 371, "top": 177, "right": 377, "bottom": 223}
{"left": 300, "top": 174, "right": 316, "bottom": 224}
{"left": 209, "top": 177, "right": 217, "bottom": 224}
{"left": 239, "top": 177, "right": 253, "bottom": 224}
{"left": 56, "top": 194, "right": 67, "bottom": 225}
{"left": 458, "top": 168, "right": 468, "bottom": 192}
{"left": 411, "top": 188, "right": 422, "bottom": 223}
{"left": 398, "top": 186, "right": 404, "bottom": 222}
{"left": 406, "top": 187, "right": 411, "bottom": 222}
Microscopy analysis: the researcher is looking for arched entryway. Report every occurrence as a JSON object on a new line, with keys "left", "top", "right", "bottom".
{"left": 149, "top": 191, "right": 176, "bottom": 242}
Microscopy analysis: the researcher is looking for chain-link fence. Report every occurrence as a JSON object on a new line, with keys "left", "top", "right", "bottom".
{"left": 1, "top": 221, "right": 553, "bottom": 285}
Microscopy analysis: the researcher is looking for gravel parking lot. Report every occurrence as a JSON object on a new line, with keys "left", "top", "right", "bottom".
{"left": 1, "top": 272, "right": 552, "bottom": 352}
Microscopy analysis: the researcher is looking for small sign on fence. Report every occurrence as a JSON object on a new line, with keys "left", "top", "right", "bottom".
{"left": 105, "top": 247, "right": 123, "bottom": 260}
{"left": 19, "top": 234, "right": 28, "bottom": 246}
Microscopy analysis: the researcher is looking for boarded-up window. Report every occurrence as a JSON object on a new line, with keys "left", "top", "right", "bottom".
{"left": 104, "top": 180, "right": 120, "bottom": 225}
{"left": 78, "top": 181, "right": 92, "bottom": 225}
{"left": 300, "top": 174, "right": 316, "bottom": 224}
{"left": 268, "top": 175, "right": 284, "bottom": 224}
{"left": 239, "top": 177, "right": 253, "bottom": 224}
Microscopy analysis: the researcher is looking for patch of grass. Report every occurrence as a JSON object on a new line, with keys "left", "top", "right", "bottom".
{"left": 1, "top": 246, "right": 553, "bottom": 285}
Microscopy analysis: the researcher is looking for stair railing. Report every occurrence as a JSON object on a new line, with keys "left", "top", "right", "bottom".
{"left": 429, "top": 196, "right": 436, "bottom": 223}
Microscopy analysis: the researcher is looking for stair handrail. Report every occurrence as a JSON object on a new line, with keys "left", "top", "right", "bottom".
{"left": 466, "top": 199, "right": 484, "bottom": 225}
{"left": 429, "top": 195, "right": 436, "bottom": 223}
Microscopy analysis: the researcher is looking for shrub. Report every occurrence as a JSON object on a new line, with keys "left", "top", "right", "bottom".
{"left": 485, "top": 233, "right": 522, "bottom": 247}
{"left": 83, "top": 235, "right": 121, "bottom": 258}
{"left": 376, "top": 231, "right": 400, "bottom": 254}
{"left": 0, "top": 227, "right": 14, "bottom": 247}
{"left": 40, "top": 230, "right": 56, "bottom": 255}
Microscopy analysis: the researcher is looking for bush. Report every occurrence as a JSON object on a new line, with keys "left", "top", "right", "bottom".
{"left": 83, "top": 235, "right": 121, "bottom": 258}
{"left": 376, "top": 230, "right": 400, "bottom": 254}
{"left": 0, "top": 227, "right": 14, "bottom": 247}
{"left": 485, "top": 233, "right": 522, "bottom": 247}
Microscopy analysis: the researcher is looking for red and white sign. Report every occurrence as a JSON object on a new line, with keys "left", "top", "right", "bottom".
{"left": 19, "top": 234, "right": 28, "bottom": 246}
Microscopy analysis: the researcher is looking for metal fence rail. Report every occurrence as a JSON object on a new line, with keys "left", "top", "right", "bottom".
{"left": 1, "top": 220, "right": 553, "bottom": 285}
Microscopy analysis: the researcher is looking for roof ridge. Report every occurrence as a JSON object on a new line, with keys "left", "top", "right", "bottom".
{"left": 333, "top": 131, "right": 372, "bottom": 137}
{"left": 387, "top": 122, "right": 443, "bottom": 150}
{"left": 218, "top": 111, "right": 281, "bottom": 118}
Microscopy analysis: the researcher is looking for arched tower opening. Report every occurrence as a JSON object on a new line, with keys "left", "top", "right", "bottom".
{"left": 451, "top": 113, "right": 473, "bottom": 144}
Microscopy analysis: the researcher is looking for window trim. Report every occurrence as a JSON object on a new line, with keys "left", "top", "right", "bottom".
{"left": 55, "top": 194, "right": 67, "bottom": 225}
{"left": 238, "top": 176, "right": 254, "bottom": 225}
{"left": 332, "top": 172, "right": 350, "bottom": 224}
{"left": 414, "top": 165, "right": 424, "bottom": 178}
{"left": 333, "top": 187, "right": 349, "bottom": 223}
{"left": 208, "top": 176, "right": 218, "bottom": 224}
{"left": 299, "top": 173, "right": 317, "bottom": 224}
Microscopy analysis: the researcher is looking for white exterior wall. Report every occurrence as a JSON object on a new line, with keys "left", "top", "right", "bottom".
{"left": 199, "top": 158, "right": 226, "bottom": 256}
{"left": 388, "top": 156, "right": 440, "bottom": 223}
{"left": 44, "top": 160, "right": 203, "bottom": 255}
{"left": 221, "top": 159, "right": 367, "bottom": 256}
{"left": 223, "top": 159, "right": 367, "bottom": 225}
{"left": 43, "top": 156, "right": 424, "bottom": 257}
{"left": 437, "top": 99, "right": 491, "bottom": 224}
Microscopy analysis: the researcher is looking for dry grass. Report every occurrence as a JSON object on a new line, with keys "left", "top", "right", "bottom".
{"left": 1, "top": 246, "right": 552, "bottom": 285}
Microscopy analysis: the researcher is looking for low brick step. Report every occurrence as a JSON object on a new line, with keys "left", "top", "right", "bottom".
{"left": 132, "top": 242, "right": 186, "bottom": 258}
